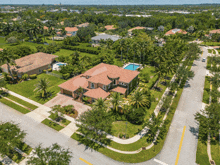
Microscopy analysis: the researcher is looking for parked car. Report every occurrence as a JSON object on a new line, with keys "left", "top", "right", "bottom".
{"left": 202, "top": 58, "right": 206, "bottom": 62}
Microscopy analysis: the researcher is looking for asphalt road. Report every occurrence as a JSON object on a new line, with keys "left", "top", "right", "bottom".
{"left": 0, "top": 47, "right": 207, "bottom": 165}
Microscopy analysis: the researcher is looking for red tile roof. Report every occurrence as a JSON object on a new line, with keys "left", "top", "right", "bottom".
{"left": 105, "top": 25, "right": 116, "bottom": 30}
{"left": 58, "top": 75, "right": 89, "bottom": 92}
{"left": 128, "top": 26, "right": 146, "bottom": 32}
{"left": 209, "top": 29, "right": 220, "bottom": 34}
{"left": 111, "top": 86, "right": 127, "bottom": 94}
{"left": 44, "top": 26, "right": 48, "bottom": 30}
{"left": 1, "top": 52, "right": 57, "bottom": 74}
{"left": 0, "top": 48, "right": 3, "bottom": 51}
{"left": 165, "top": 28, "right": 187, "bottom": 36}
{"left": 85, "top": 63, "right": 139, "bottom": 84}
{"left": 65, "top": 27, "right": 78, "bottom": 32}
{"left": 84, "top": 87, "right": 110, "bottom": 99}
{"left": 76, "top": 22, "right": 89, "bottom": 27}
{"left": 57, "top": 32, "right": 61, "bottom": 35}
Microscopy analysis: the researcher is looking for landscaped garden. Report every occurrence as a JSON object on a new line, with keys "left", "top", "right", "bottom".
{"left": 6, "top": 73, "right": 66, "bottom": 104}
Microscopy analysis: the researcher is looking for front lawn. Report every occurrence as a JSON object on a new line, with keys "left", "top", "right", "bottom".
{"left": 41, "top": 118, "right": 64, "bottom": 131}
{"left": 7, "top": 73, "right": 66, "bottom": 104}
{"left": 211, "top": 137, "right": 220, "bottom": 164}
{"left": 0, "top": 97, "right": 30, "bottom": 114}
{"left": 48, "top": 114, "right": 71, "bottom": 126}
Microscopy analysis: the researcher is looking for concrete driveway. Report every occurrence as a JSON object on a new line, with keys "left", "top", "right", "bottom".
{"left": 44, "top": 93, "right": 91, "bottom": 116}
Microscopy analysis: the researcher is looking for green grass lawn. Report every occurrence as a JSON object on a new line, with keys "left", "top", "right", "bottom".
{"left": 201, "top": 42, "right": 220, "bottom": 46}
{"left": 7, "top": 73, "right": 66, "bottom": 104}
{"left": 48, "top": 114, "right": 71, "bottom": 126}
{"left": 208, "top": 49, "right": 213, "bottom": 54}
{"left": 0, "top": 97, "right": 30, "bottom": 114}
{"left": 112, "top": 121, "right": 142, "bottom": 138}
{"left": 203, "top": 76, "right": 210, "bottom": 104}
{"left": 41, "top": 118, "right": 64, "bottom": 131}
{"left": 6, "top": 94, "right": 38, "bottom": 110}
{"left": 71, "top": 86, "right": 184, "bottom": 163}
{"left": 211, "top": 138, "right": 220, "bottom": 164}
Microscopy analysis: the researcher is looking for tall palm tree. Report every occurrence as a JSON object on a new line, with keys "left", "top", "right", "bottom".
{"left": 128, "top": 90, "right": 149, "bottom": 108}
{"left": 93, "top": 98, "right": 107, "bottom": 110}
{"left": 34, "top": 78, "right": 50, "bottom": 98}
{"left": 109, "top": 92, "right": 123, "bottom": 112}
{"left": 0, "top": 49, "right": 16, "bottom": 80}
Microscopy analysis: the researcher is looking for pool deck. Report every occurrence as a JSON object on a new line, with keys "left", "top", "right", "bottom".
{"left": 122, "top": 62, "right": 142, "bottom": 71}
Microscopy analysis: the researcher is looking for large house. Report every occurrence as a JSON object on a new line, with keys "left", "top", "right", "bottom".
{"left": 91, "top": 34, "right": 120, "bottom": 44}
{"left": 58, "top": 63, "right": 139, "bottom": 103}
{"left": 165, "top": 28, "right": 187, "bottom": 36}
{"left": 128, "top": 26, "right": 146, "bottom": 35}
{"left": 105, "top": 25, "right": 116, "bottom": 30}
{"left": 1, "top": 52, "right": 57, "bottom": 78}
{"left": 65, "top": 27, "right": 78, "bottom": 37}
{"left": 76, "top": 22, "right": 89, "bottom": 28}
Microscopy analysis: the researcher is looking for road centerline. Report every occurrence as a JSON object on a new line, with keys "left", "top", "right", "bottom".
{"left": 175, "top": 126, "right": 186, "bottom": 165}
{"left": 79, "top": 157, "right": 93, "bottom": 165}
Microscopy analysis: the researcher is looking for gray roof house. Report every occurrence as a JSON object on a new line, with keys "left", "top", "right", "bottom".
{"left": 91, "top": 34, "right": 120, "bottom": 44}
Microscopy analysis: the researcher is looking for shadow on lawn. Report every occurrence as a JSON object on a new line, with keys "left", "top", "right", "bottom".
{"left": 34, "top": 90, "right": 56, "bottom": 102}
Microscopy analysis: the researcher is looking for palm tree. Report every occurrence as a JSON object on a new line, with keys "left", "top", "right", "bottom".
{"left": 34, "top": 78, "right": 50, "bottom": 98}
{"left": 0, "top": 49, "right": 16, "bottom": 80}
{"left": 61, "top": 27, "right": 67, "bottom": 36}
{"left": 128, "top": 90, "right": 149, "bottom": 108}
{"left": 93, "top": 98, "right": 107, "bottom": 110}
{"left": 50, "top": 105, "right": 63, "bottom": 121}
{"left": 109, "top": 92, "right": 123, "bottom": 112}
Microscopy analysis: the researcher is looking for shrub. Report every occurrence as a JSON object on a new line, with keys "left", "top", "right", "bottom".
{"left": 47, "top": 68, "right": 52, "bottom": 72}
{"left": 125, "top": 134, "right": 129, "bottom": 139}
{"left": 21, "top": 74, "right": 29, "bottom": 80}
{"left": 43, "top": 70, "right": 47, "bottom": 73}
{"left": 29, "top": 74, "right": 37, "bottom": 79}
{"left": 119, "top": 133, "right": 123, "bottom": 138}
{"left": 62, "top": 73, "right": 70, "bottom": 80}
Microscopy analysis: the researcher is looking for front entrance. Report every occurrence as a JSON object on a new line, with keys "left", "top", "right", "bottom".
{"left": 63, "top": 89, "right": 72, "bottom": 96}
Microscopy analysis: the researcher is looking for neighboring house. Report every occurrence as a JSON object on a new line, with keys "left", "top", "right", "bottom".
{"left": 105, "top": 25, "right": 116, "bottom": 30}
{"left": 58, "top": 63, "right": 139, "bottom": 103}
{"left": 1, "top": 52, "right": 57, "bottom": 78}
{"left": 128, "top": 26, "right": 146, "bottom": 35}
{"left": 0, "top": 48, "right": 3, "bottom": 51}
{"left": 209, "top": 29, "right": 220, "bottom": 36}
{"left": 165, "top": 28, "right": 187, "bottom": 36}
{"left": 91, "top": 34, "right": 120, "bottom": 44}
{"left": 11, "top": 16, "right": 21, "bottom": 21}
{"left": 41, "top": 20, "right": 48, "bottom": 24}
{"left": 76, "top": 22, "right": 89, "bottom": 28}
{"left": 44, "top": 26, "right": 48, "bottom": 30}
{"left": 65, "top": 27, "right": 78, "bottom": 37}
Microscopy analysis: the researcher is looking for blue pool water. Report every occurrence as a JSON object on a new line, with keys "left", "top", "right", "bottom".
{"left": 57, "top": 63, "right": 66, "bottom": 66}
{"left": 124, "top": 64, "right": 140, "bottom": 71}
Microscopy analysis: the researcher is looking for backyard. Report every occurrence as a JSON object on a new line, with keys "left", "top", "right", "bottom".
{"left": 6, "top": 73, "right": 66, "bottom": 104}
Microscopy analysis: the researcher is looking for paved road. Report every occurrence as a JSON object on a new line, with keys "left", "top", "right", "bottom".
{"left": 0, "top": 48, "right": 207, "bottom": 165}
{"left": 153, "top": 47, "right": 208, "bottom": 165}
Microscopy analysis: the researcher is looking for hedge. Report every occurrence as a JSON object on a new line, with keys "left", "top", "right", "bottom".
{"left": 47, "top": 68, "right": 52, "bottom": 72}
{"left": 29, "top": 74, "right": 37, "bottom": 79}
{"left": 61, "top": 45, "right": 100, "bottom": 55}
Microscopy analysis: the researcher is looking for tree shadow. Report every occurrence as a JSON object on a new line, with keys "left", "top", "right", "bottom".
{"left": 189, "top": 126, "right": 199, "bottom": 138}
{"left": 34, "top": 90, "right": 56, "bottom": 102}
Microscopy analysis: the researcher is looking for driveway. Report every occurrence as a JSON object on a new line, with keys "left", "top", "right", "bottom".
{"left": 44, "top": 93, "right": 91, "bottom": 116}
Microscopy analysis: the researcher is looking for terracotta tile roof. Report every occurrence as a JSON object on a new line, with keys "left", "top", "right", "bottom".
{"left": 105, "top": 25, "right": 116, "bottom": 30}
{"left": 0, "top": 48, "right": 3, "bottom": 51}
{"left": 84, "top": 87, "right": 110, "bottom": 99}
{"left": 65, "top": 27, "right": 78, "bottom": 32}
{"left": 165, "top": 28, "right": 187, "bottom": 36}
{"left": 84, "top": 63, "right": 139, "bottom": 84}
{"left": 76, "top": 22, "right": 89, "bottom": 27}
{"left": 212, "top": 46, "right": 220, "bottom": 49}
{"left": 44, "top": 26, "right": 48, "bottom": 30}
{"left": 209, "top": 29, "right": 220, "bottom": 34}
{"left": 58, "top": 75, "right": 89, "bottom": 92}
{"left": 1, "top": 52, "right": 57, "bottom": 74}
{"left": 66, "top": 33, "right": 72, "bottom": 36}
{"left": 111, "top": 86, "right": 127, "bottom": 94}
{"left": 57, "top": 32, "right": 61, "bottom": 35}
{"left": 128, "top": 26, "right": 146, "bottom": 32}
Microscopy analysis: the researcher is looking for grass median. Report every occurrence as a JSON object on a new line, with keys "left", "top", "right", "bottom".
{"left": 0, "top": 97, "right": 30, "bottom": 114}
{"left": 41, "top": 118, "right": 64, "bottom": 131}
{"left": 202, "top": 76, "right": 210, "bottom": 104}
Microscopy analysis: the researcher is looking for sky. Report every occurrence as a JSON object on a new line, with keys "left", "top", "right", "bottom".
{"left": 1, "top": 0, "right": 219, "bottom": 5}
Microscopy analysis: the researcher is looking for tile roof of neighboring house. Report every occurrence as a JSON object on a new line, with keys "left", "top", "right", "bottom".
{"left": 84, "top": 87, "right": 110, "bottom": 99}
{"left": 58, "top": 75, "right": 89, "bottom": 92}
{"left": 211, "top": 46, "right": 220, "bottom": 49}
{"left": 76, "top": 22, "right": 89, "bottom": 27}
{"left": 128, "top": 26, "right": 146, "bottom": 32}
{"left": 111, "top": 86, "right": 127, "bottom": 94}
{"left": 91, "top": 34, "right": 120, "bottom": 42}
{"left": 57, "top": 31, "right": 61, "bottom": 35}
{"left": 0, "top": 48, "right": 3, "bottom": 51}
{"left": 1, "top": 52, "right": 57, "bottom": 74}
{"left": 165, "top": 28, "right": 187, "bottom": 36}
{"left": 209, "top": 29, "right": 220, "bottom": 34}
{"left": 84, "top": 63, "right": 139, "bottom": 84}
{"left": 44, "top": 26, "right": 48, "bottom": 30}
{"left": 66, "top": 33, "right": 72, "bottom": 36}
{"left": 105, "top": 25, "right": 116, "bottom": 30}
{"left": 65, "top": 27, "right": 78, "bottom": 32}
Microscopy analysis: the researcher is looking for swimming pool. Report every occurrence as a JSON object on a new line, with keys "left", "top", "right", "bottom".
{"left": 124, "top": 64, "right": 140, "bottom": 71}
{"left": 57, "top": 63, "right": 66, "bottom": 67}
